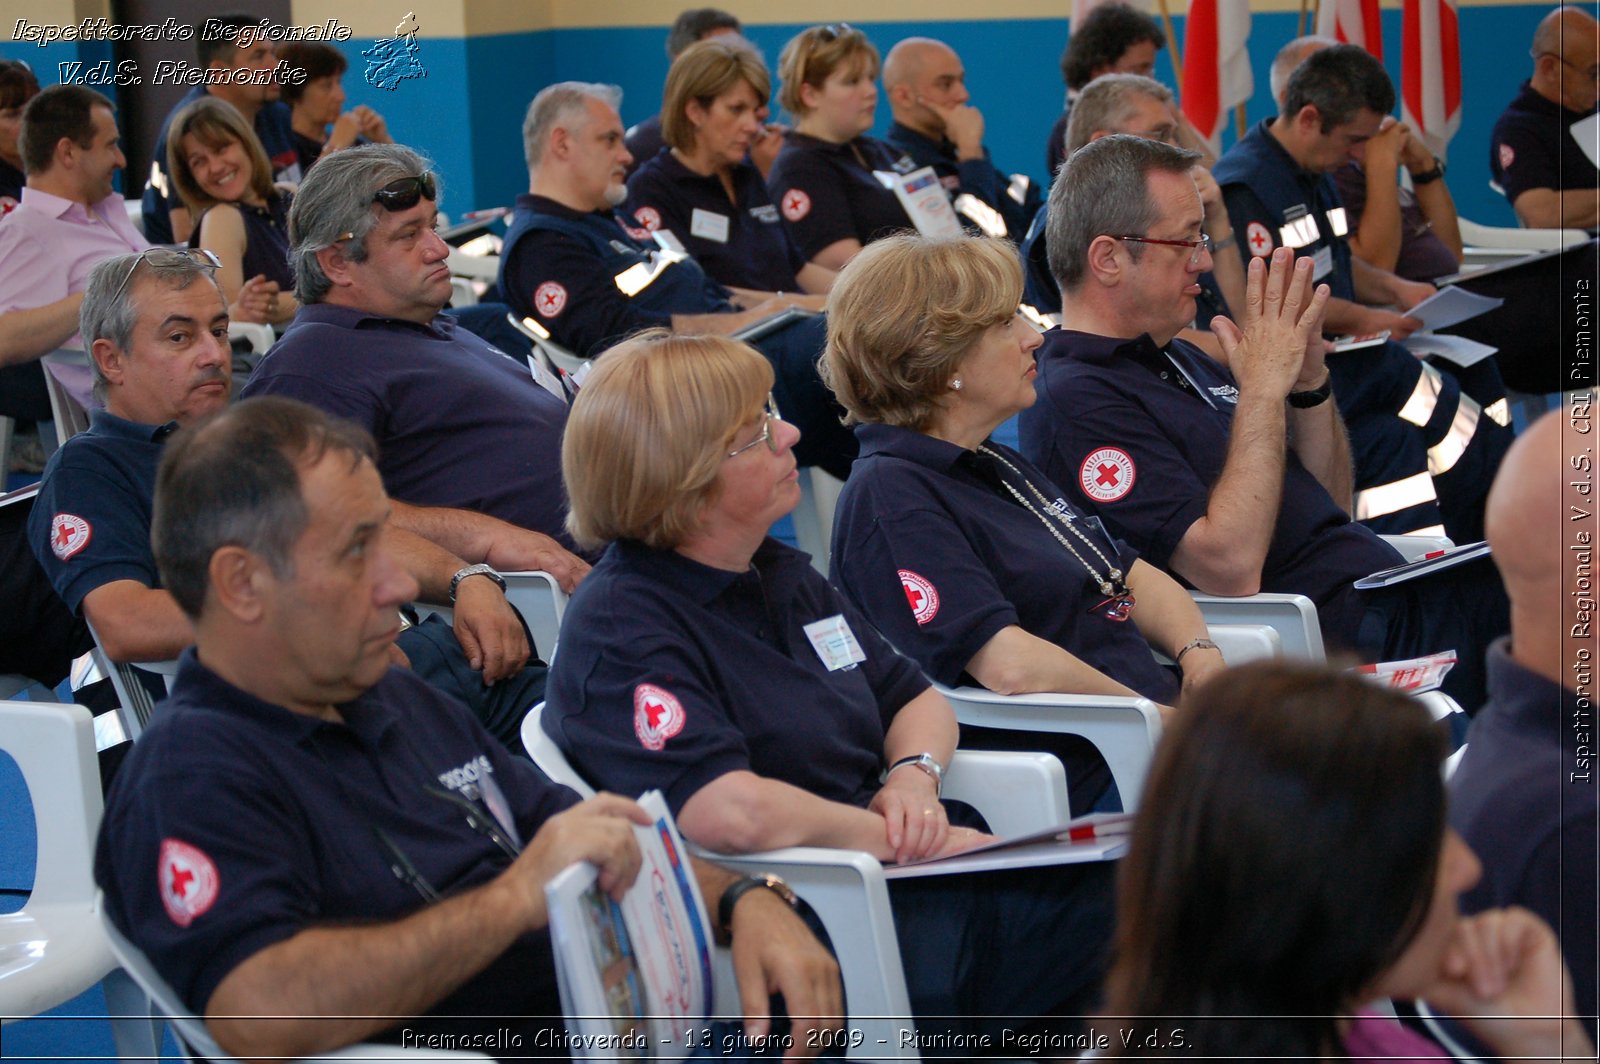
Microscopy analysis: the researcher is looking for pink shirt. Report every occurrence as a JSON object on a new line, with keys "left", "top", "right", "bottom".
{"left": 0, "top": 186, "right": 148, "bottom": 325}
{"left": 1342, "top": 1009, "right": 1451, "bottom": 1062}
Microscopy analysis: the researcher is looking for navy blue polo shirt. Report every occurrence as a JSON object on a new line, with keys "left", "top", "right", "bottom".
{"left": 95, "top": 651, "right": 578, "bottom": 1034}
{"left": 28, "top": 411, "right": 174, "bottom": 613}
{"left": 764, "top": 132, "right": 914, "bottom": 261}
{"left": 500, "top": 193, "right": 735, "bottom": 358}
{"left": 831, "top": 424, "right": 1177, "bottom": 703}
{"left": 1018, "top": 328, "right": 1401, "bottom": 648}
{"left": 625, "top": 149, "right": 809, "bottom": 292}
{"left": 1490, "top": 80, "right": 1600, "bottom": 205}
{"left": 239, "top": 303, "right": 576, "bottom": 549}
{"left": 545, "top": 537, "right": 930, "bottom": 816}
{"left": 884, "top": 121, "right": 1040, "bottom": 242}
{"left": 1214, "top": 120, "right": 1356, "bottom": 301}
{"left": 142, "top": 88, "right": 301, "bottom": 245}
{"left": 1450, "top": 638, "right": 1598, "bottom": 1037}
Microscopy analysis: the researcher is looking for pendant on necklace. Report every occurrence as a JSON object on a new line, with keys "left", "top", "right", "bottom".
{"left": 1088, "top": 594, "right": 1137, "bottom": 622}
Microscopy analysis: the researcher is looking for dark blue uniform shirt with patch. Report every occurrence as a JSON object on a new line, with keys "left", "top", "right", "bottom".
{"left": 95, "top": 651, "right": 578, "bottom": 1039}
{"left": 831, "top": 424, "right": 1177, "bottom": 703}
{"left": 1490, "top": 80, "right": 1600, "bottom": 206}
{"left": 28, "top": 412, "right": 174, "bottom": 614}
{"left": 240, "top": 303, "right": 576, "bottom": 550}
{"left": 545, "top": 537, "right": 929, "bottom": 817}
{"left": 625, "top": 149, "right": 809, "bottom": 292}
{"left": 764, "top": 132, "right": 914, "bottom": 261}
{"left": 1019, "top": 328, "right": 1401, "bottom": 648}
{"left": 884, "top": 121, "right": 1041, "bottom": 241}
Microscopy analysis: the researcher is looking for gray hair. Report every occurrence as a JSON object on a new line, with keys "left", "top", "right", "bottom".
{"left": 523, "top": 81, "right": 623, "bottom": 172}
{"left": 81, "top": 251, "right": 225, "bottom": 404}
{"left": 1047, "top": 133, "right": 1198, "bottom": 292}
{"left": 287, "top": 142, "right": 440, "bottom": 305}
{"left": 1270, "top": 35, "right": 1336, "bottom": 109}
{"left": 1065, "top": 73, "right": 1174, "bottom": 156}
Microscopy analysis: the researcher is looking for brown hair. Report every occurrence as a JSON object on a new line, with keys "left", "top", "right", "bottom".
{"left": 166, "top": 96, "right": 276, "bottom": 212}
{"left": 662, "top": 38, "right": 771, "bottom": 152}
{"left": 563, "top": 330, "right": 773, "bottom": 550}
{"left": 776, "top": 24, "right": 880, "bottom": 117}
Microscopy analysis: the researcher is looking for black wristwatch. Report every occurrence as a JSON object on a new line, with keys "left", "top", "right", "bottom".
{"left": 717, "top": 873, "right": 799, "bottom": 944}
{"left": 449, "top": 563, "right": 507, "bottom": 603}
{"left": 1409, "top": 156, "right": 1446, "bottom": 185}
{"left": 1287, "top": 376, "right": 1333, "bottom": 408}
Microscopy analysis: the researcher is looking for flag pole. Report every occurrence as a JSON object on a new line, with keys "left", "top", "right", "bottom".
{"left": 1235, "top": 102, "right": 1247, "bottom": 139}
{"left": 1300, "top": 0, "right": 1317, "bottom": 37}
{"left": 1157, "top": 0, "right": 1184, "bottom": 84}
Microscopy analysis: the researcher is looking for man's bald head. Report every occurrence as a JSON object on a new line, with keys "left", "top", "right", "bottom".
{"left": 1531, "top": 6, "right": 1600, "bottom": 110}
{"left": 1533, "top": 5, "right": 1599, "bottom": 57}
{"left": 1271, "top": 35, "right": 1336, "bottom": 109}
{"left": 883, "top": 37, "right": 952, "bottom": 91}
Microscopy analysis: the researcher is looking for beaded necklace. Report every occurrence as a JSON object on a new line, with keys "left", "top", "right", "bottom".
{"left": 977, "top": 445, "right": 1136, "bottom": 621}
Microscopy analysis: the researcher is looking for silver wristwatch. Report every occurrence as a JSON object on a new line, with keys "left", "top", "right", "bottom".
{"left": 449, "top": 563, "right": 507, "bottom": 603}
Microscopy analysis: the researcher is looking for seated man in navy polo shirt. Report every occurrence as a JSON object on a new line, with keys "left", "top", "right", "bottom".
{"left": 1213, "top": 44, "right": 1512, "bottom": 542}
{"left": 1451, "top": 412, "right": 1598, "bottom": 1037}
{"left": 881, "top": 37, "right": 1041, "bottom": 241}
{"left": 1019, "top": 135, "right": 1508, "bottom": 711}
{"left": 1490, "top": 6, "right": 1600, "bottom": 229}
{"left": 95, "top": 395, "right": 842, "bottom": 1058}
{"left": 239, "top": 143, "right": 590, "bottom": 593}
{"left": 31, "top": 250, "right": 545, "bottom": 750}
{"left": 502, "top": 81, "right": 855, "bottom": 479}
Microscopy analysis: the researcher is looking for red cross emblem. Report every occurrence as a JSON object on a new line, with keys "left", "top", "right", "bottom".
{"left": 634, "top": 206, "right": 661, "bottom": 231}
{"left": 534, "top": 281, "right": 567, "bottom": 318}
{"left": 633, "top": 683, "right": 686, "bottom": 751}
{"left": 1079, "top": 447, "right": 1136, "bottom": 503}
{"left": 781, "top": 188, "right": 812, "bottom": 222}
{"left": 897, "top": 569, "right": 940, "bottom": 625}
{"left": 159, "top": 838, "right": 219, "bottom": 928}
{"left": 1245, "top": 221, "right": 1273, "bottom": 258}
{"left": 1498, "top": 143, "right": 1515, "bottom": 171}
{"left": 49, "top": 513, "right": 92, "bottom": 561}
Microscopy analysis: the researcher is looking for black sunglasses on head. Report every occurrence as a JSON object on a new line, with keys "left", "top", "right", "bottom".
{"left": 373, "top": 174, "right": 436, "bottom": 212}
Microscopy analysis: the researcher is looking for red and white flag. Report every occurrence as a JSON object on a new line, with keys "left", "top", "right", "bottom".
{"left": 1180, "top": 0, "right": 1253, "bottom": 150}
{"left": 1317, "top": 0, "right": 1384, "bottom": 59}
{"left": 1402, "top": 0, "right": 1463, "bottom": 157}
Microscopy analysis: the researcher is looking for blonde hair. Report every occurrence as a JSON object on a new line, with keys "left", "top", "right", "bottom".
{"left": 822, "top": 233, "right": 1021, "bottom": 430}
{"left": 663, "top": 38, "right": 771, "bottom": 152}
{"left": 564, "top": 330, "right": 774, "bottom": 550}
{"left": 166, "top": 96, "right": 276, "bottom": 213}
{"left": 777, "top": 24, "right": 880, "bottom": 117}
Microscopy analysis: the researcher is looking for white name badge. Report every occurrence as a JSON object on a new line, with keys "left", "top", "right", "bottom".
{"left": 1311, "top": 245, "right": 1334, "bottom": 281}
{"left": 690, "top": 208, "right": 730, "bottom": 243}
{"left": 803, "top": 614, "right": 867, "bottom": 672}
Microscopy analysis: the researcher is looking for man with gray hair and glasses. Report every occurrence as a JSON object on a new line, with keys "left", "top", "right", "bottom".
{"left": 1018, "top": 135, "right": 1510, "bottom": 712}
{"left": 241, "top": 142, "right": 592, "bottom": 598}
{"left": 30, "top": 248, "right": 551, "bottom": 752}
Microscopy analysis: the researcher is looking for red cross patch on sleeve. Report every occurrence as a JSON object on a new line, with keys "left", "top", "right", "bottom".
{"left": 1079, "top": 447, "right": 1136, "bottom": 502}
{"left": 781, "top": 188, "right": 812, "bottom": 222}
{"left": 158, "top": 838, "right": 220, "bottom": 928}
{"left": 897, "top": 569, "right": 940, "bottom": 625}
{"left": 534, "top": 281, "right": 568, "bottom": 318}
{"left": 1245, "top": 221, "right": 1273, "bottom": 258}
{"left": 633, "top": 683, "right": 686, "bottom": 751}
{"left": 49, "top": 513, "right": 92, "bottom": 561}
{"left": 634, "top": 206, "right": 662, "bottom": 231}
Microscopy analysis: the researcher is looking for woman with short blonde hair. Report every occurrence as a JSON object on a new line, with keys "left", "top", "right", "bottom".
{"left": 826, "top": 233, "right": 1226, "bottom": 812}
{"left": 765, "top": 24, "right": 913, "bottom": 272}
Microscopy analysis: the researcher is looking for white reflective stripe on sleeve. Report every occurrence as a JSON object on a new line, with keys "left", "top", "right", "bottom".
{"left": 1427, "top": 395, "right": 1481, "bottom": 475}
{"left": 1354, "top": 471, "right": 1439, "bottom": 520}
{"left": 1278, "top": 215, "right": 1322, "bottom": 249}
{"left": 1007, "top": 174, "right": 1033, "bottom": 206}
{"left": 1484, "top": 398, "right": 1511, "bottom": 427}
{"left": 612, "top": 248, "right": 687, "bottom": 297}
{"left": 954, "top": 193, "right": 1008, "bottom": 237}
{"left": 1398, "top": 364, "right": 1445, "bottom": 426}
{"left": 1327, "top": 206, "right": 1349, "bottom": 236}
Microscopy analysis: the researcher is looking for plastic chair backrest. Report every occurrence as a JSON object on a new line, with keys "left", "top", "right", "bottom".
{"left": 1, "top": 701, "right": 100, "bottom": 911}
{"left": 1189, "top": 592, "right": 1326, "bottom": 662}
{"left": 499, "top": 571, "right": 568, "bottom": 665}
{"left": 522, "top": 702, "right": 596, "bottom": 798}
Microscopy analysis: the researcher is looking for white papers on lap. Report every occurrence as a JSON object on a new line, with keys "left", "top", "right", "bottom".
{"left": 545, "top": 790, "right": 712, "bottom": 1060}
{"left": 884, "top": 811, "right": 1132, "bottom": 879}
{"left": 876, "top": 166, "right": 964, "bottom": 239}
{"left": 1351, "top": 650, "right": 1458, "bottom": 694}
{"left": 1403, "top": 332, "right": 1498, "bottom": 367}
{"left": 1402, "top": 286, "right": 1504, "bottom": 331}
{"left": 1572, "top": 112, "right": 1600, "bottom": 168}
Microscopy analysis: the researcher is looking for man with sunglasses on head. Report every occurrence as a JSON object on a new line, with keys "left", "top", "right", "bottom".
{"left": 94, "top": 393, "right": 843, "bottom": 1059}
{"left": 241, "top": 143, "right": 591, "bottom": 599}
{"left": 1019, "top": 135, "right": 1508, "bottom": 712}
{"left": 29, "top": 250, "right": 551, "bottom": 754}
{"left": 1491, "top": 5, "right": 1600, "bottom": 229}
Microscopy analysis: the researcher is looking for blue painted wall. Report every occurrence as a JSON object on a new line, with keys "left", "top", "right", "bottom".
{"left": 0, "top": 5, "right": 1572, "bottom": 227}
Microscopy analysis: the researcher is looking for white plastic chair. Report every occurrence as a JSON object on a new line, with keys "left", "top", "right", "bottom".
{"left": 522, "top": 703, "right": 1079, "bottom": 1060}
{"left": 227, "top": 321, "right": 275, "bottom": 354}
{"left": 414, "top": 569, "right": 567, "bottom": 666}
{"left": 0, "top": 701, "right": 157, "bottom": 1058}
{"left": 98, "top": 894, "right": 489, "bottom": 1063}
{"left": 792, "top": 468, "right": 844, "bottom": 575}
{"left": 40, "top": 351, "right": 92, "bottom": 443}
{"left": 1190, "top": 592, "right": 1327, "bottom": 663}
{"left": 85, "top": 618, "right": 176, "bottom": 743}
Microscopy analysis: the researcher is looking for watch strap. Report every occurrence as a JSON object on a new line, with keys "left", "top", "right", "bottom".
{"left": 717, "top": 874, "right": 798, "bottom": 944}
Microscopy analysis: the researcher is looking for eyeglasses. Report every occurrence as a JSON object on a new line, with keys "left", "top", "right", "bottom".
{"left": 1538, "top": 52, "right": 1600, "bottom": 82}
{"left": 332, "top": 174, "right": 439, "bottom": 243}
{"left": 1113, "top": 232, "right": 1213, "bottom": 266}
{"left": 109, "top": 247, "right": 222, "bottom": 305}
{"left": 726, "top": 394, "right": 783, "bottom": 458}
